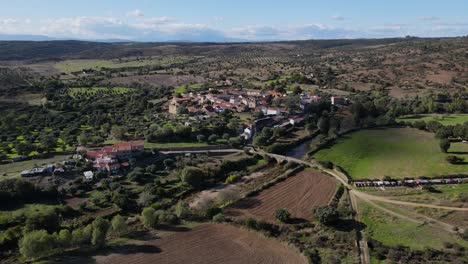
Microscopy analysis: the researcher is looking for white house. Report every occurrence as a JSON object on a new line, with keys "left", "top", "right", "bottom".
{"left": 289, "top": 117, "right": 304, "bottom": 125}
{"left": 261, "top": 108, "right": 281, "bottom": 116}
{"left": 84, "top": 171, "right": 94, "bottom": 181}
{"left": 243, "top": 127, "right": 253, "bottom": 140}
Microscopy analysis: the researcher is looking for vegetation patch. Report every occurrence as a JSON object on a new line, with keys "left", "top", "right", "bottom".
{"left": 397, "top": 114, "right": 468, "bottom": 126}
{"left": 360, "top": 201, "right": 468, "bottom": 250}
{"left": 313, "top": 128, "right": 468, "bottom": 179}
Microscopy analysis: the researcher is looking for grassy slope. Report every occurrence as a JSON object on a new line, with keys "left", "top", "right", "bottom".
{"left": 397, "top": 114, "right": 468, "bottom": 126}
{"left": 360, "top": 201, "right": 468, "bottom": 250}
{"left": 313, "top": 128, "right": 467, "bottom": 179}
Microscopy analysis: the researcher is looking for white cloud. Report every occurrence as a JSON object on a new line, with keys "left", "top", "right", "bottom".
{"left": 127, "top": 9, "right": 144, "bottom": 17}
{"left": 0, "top": 15, "right": 467, "bottom": 41}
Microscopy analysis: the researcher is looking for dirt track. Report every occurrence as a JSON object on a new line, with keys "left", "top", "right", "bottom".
{"left": 96, "top": 224, "right": 306, "bottom": 264}
{"left": 227, "top": 170, "right": 336, "bottom": 222}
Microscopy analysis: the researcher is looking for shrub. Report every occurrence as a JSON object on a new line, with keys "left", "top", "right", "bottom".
{"left": 313, "top": 206, "right": 339, "bottom": 225}
{"left": 446, "top": 155, "right": 464, "bottom": 164}
{"left": 275, "top": 208, "right": 291, "bottom": 223}
{"left": 439, "top": 139, "right": 450, "bottom": 153}
{"left": 19, "top": 230, "right": 58, "bottom": 259}
{"left": 141, "top": 207, "right": 157, "bottom": 229}
{"left": 462, "top": 229, "right": 468, "bottom": 241}
{"left": 179, "top": 167, "right": 206, "bottom": 189}
{"left": 318, "top": 160, "right": 333, "bottom": 169}
{"left": 216, "top": 187, "right": 241, "bottom": 205}
{"left": 110, "top": 215, "right": 127, "bottom": 236}
{"left": 212, "top": 213, "right": 225, "bottom": 222}
{"left": 91, "top": 217, "right": 109, "bottom": 247}
{"left": 175, "top": 200, "right": 191, "bottom": 219}
{"left": 245, "top": 218, "right": 258, "bottom": 230}
{"left": 225, "top": 174, "right": 239, "bottom": 184}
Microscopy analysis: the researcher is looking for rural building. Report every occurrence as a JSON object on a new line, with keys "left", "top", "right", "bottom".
{"left": 84, "top": 171, "right": 94, "bottom": 181}
{"left": 331, "top": 96, "right": 346, "bottom": 105}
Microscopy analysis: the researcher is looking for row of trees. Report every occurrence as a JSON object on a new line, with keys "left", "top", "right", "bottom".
{"left": 18, "top": 215, "right": 127, "bottom": 260}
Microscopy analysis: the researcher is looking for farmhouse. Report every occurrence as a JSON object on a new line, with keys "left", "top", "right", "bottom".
{"left": 85, "top": 141, "right": 143, "bottom": 174}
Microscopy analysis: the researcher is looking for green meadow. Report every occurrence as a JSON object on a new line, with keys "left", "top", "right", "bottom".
{"left": 313, "top": 128, "right": 467, "bottom": 179}
{"left": 360, "top": 201, "right": 468, "bottom": 250}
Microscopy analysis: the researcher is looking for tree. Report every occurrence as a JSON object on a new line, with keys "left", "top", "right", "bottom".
{"left": 112, "top": 191, "right": 131, "bottom": 209}
{"left": 91, "top": 217, "right": 109, "bottom": 247}
{"left": 179, "top": 167, "right": 206, "bottom": 189}
{"left": 141, "top": 207, "right": 157, "bottom": 229}
{"left": 111, "top": 215, "right": 127, "bottom": 236}
{"left": 317, "top": 116, "right": 330, "bottom": 134}
{"left": 15, "top": 142, "right": 34, "bottom": 156}
{"left": 208, "top": 134, "right": 219, "bottom": 143}
{"left": 111, "top": 126, "right": 127, "bottom": 140}
{"left": 197, "top": 134, "right": 206, "bottom": 143}
{"left": 77, "top": 133, "right": 89, "bottom": 146}
{"left": 439, "top": 138, "right": 451, "bottom": 153}
{"left": 71, "top": 225, "right": 92, "bottom": 246}
{"left": 275, "top": 208, "right": 291, "bottom": 223}
{"left": 163, "top": 158, "right": 175, "bottom": 170}
{"left": 25, "top": 209, "right": 60, "bottom": 233}
{"left": 253, "top": 127, "right": 273, "bottom": 147}
{"left": 19, "top": 230, "right": 57, "bottom": 259}
{"left": 137, "top": 191, "right": 155, "bottom": 207}
{"left": 39, "top": 133, "right": 57, "bottom": 153}
{"left": 58, "top": 229, "right": 72, "bottom": 248}
{"left": 175, "top": 200, "right": 191, "bottom": 219}
{"left": 313, "top": 206, "right": 339, "bottom": 225}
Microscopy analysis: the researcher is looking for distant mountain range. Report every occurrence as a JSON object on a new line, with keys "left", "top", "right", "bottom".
{"left": 0, "top": 34, "right": 249, "bottom": 43}
{"left": 0, "top": 34, "right": 133, "bottom": 42}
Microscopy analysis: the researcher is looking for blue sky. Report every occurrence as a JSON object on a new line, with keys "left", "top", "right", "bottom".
{"left": 0, "top": 0, "right": 467, "bottom": 41}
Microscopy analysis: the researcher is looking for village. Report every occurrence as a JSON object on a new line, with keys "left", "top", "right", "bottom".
{"left": 167, "top": 87, "right": 347, "bottom": 140}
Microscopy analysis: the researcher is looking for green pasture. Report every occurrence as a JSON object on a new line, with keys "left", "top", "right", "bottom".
{"left": 360, "top": 201, "right": 468, "bottom": 250}
{"left": 313, "top": 128, "right": 467, "bottom": 179}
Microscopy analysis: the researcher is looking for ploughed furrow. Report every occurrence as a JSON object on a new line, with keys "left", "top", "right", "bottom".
{"left": 96, "top": 224, "right": 306, "bottom": 264}
{"left": 227, "top": 170, "right": 337, "bottom": 222}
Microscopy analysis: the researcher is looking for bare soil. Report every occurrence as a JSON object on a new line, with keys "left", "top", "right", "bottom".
{"left": 94, "top": 223, "right": 306, "bottom": 264}
{"left": 227, "top": 170, "right": 337, "bottom": 222}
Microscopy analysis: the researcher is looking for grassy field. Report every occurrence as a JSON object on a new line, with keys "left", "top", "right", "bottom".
{"left": 397, "top": 114, "right": 468, "bottom": 126}
{"left": 0, "top": 154, "right": 70, "bottom": 177}
{"left": 360, "top": 201, "right": 468, "bottom": 250}
{"left": 55, "top": 57, "right": 191, "bottom": 73}
{"left": 313, "top": 128, "right": 467, "bottom": 179}
{"left": 68, "top": 87, "right": 133, "bottom": 97}
{"left": 174, "top": 84, "right": 203, "bottom": 94}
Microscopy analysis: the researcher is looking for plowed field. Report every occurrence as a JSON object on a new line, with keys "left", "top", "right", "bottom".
{"left": 95, "top": 224, "right": 306, "bottom": 264}
{"left": 227, "top": 170, "right": 336, "bottom": 222}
